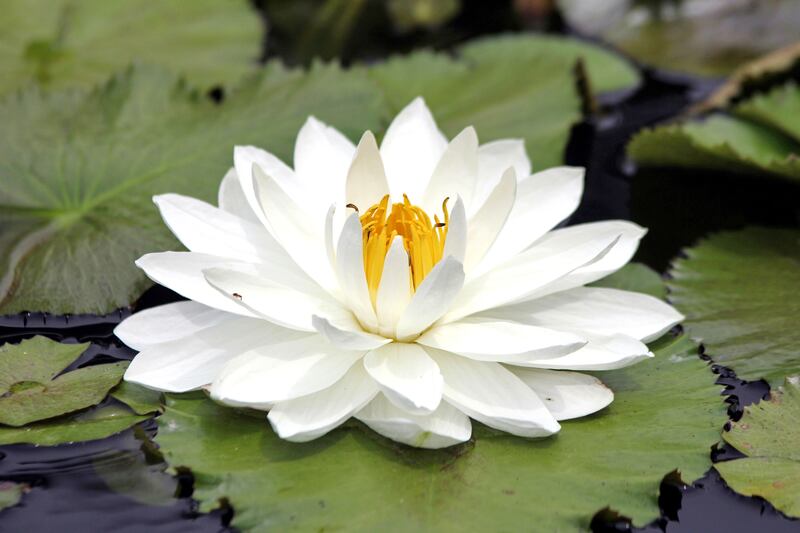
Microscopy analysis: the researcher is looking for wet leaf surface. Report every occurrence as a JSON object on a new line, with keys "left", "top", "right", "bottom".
{"left": 0, "top": 481, "right": 25, "bottom": 511}
{"left": 668, "top": 227, "right": 800, "bottom": 386}
{"left": 109, "top": 382, "right": 163, "bottom": 416}
{"left": 0, "top": 0, "right": 262, "bottom": 95}
{"left": 715, "top": 377, "right": 800, "bottom": 518}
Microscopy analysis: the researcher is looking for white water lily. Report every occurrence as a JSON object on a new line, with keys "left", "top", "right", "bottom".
{"left": 116, "top": 98, "right": 683, "bottom": 449}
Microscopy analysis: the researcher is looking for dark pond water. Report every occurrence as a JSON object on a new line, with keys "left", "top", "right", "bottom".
{"left": 1, "top": 35, "right": 799, "bottom": 533}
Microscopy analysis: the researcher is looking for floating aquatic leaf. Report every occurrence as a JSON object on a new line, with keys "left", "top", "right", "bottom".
{"left": 110, "top": 381, "right": 163, "bottom": 415}
{"left": 0, "top": 481, "right": 26, "bottom": 511}
{"left": 668, "top": 227, "right": 800, "bottom": 386}
{"left": 0, "top": 0, "right": 262, "bottom": 95}
{"left": 155, "top": 332, "right": 722, "bottom": 531}
{"left": 93, "top": 450, "right": 178, "bottom": 507}
{"left": 628, "top": 83, "right": 800, "bottom": 183}
{"left": 0, "top": 404, "right": 147, "bottom": 446}
{"left": 0, "top": 337, "right": 126, "bottom": 426}
{"left": 1, "top": 35, "right": 639, "bottom": 315}
{"left": 716, "top": 377, "right": 800, "bottom": 518}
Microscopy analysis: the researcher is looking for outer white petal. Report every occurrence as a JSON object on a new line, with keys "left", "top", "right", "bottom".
{"left": 210, "top": 336, "right": 364, "bottom": 408}
{"left": 428, "top": 348, "right": 560, "bottom": 437}
{"left": 395, "top": 256, "right": 465, "bottom": 341}
{"left": 203, "top": 264, "right": 348, "bottom": 332}
{"left": 268, "top": 363, "right": 379, "bottom": 442}
{"left": 153, "top": 193, "right": 289, "bottom": 265}
{"left": 252, "top": 164, "right": 338, "bottom": 292}
{"left": 218, "top": 167, "right": 259, "bottom": 223}
{"left": 345, "top": 131, "right": 390, "bottom": 212}
{"left": 294, "top": 116, "right": 355, "bottom": 202}
{"left": 416, "top": 317, "right": 585, "bottom": 364}
{"left": 233, "top": 145, "right": 298, "bottom": 229}
{"left": 114, "top": 301, "right": 234, "bottom": 351}
{"left": 526, "top": 221, "right": 647, "bottom": 299}
{"left": 484, "top": 287, "right": 683, "bottom": 343}
{"left": 356, "top": 394, "right": 472, "bottom": 449}
{"left": 136, "top": 252, "right": 256, "bottom": 316}
{"left": 473, "top": 139, "right": 531, "bottom": 208}
{"left": 442, "top": 229, "right": 620, "bottom": 323}
{"left": 375, "top": 237, "right": 413, "bottom": 338}
{"left": 336, "top": 213, "right": 378, "bottom": 331}
{"left": 474, "top": 166, "right": 585, "bottom": 277}
{"left": 511, "top": 368, "right": 614, "bottom": 421}
{"left": 422, "top": 126, "right": 478, "bottom": 214}
{"left": 380, "top": 97, "right": 448, "bottom": 201}
{"left": 363, "top": 343, "right": 443, "bottom": 415}
{"left": 441, "top": 197, "right": 467, "bottom": 265}
{"left": 312, "top": 315, "right": 391, "bottom": 351}
{"left": 464, "top": 167, "right": 516, "bottom": 273}
{"left": 522, "top": 334, "right": 653, "bottom": 371}
{"left": 124, "top": 317, "right": 303, "bottom": 392}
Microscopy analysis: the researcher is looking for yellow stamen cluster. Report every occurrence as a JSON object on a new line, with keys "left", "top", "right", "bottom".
{"left": 358, "top": 194, "right": 449, "bottom": 304}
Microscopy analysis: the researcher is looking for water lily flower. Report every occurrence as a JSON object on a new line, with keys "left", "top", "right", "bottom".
{"left": 116, "top": 98, "right": 683, "bottom": 449}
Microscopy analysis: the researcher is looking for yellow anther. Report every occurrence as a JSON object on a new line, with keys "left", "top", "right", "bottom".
{"left": 359, "top": 195, "right": 449, "bottom": 305}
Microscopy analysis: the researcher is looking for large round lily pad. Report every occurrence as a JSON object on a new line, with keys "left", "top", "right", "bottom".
{"left": 668, "top": 227, "right": 800, "bottom": 386}
{"left": 155, "top": 333, "right": 723, "bottom": 532}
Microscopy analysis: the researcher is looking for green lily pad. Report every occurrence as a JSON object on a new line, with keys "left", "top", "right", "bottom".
{"left": 0, "top": 336, "right": 126, "bottom": 426}
{"left": 0, "top": 481, "right": 26, "bottom": 511}
{"left": 110, "top": 381, "right": 163, "bottom": 415}
{"left": 155, "top": 333, "right": 722, "bottom": 532}
{"left": 1, "top": 35, "right": 639, "bottom": 316}
{"left": 628, "top": 83, "right": 800, "bottom": 183}
{"left": 715, "top": 377, "right": 800, "bottom": 518}
{"left": 590, "top": 262, "right": 666, "bottom": 300}
{"left": 668, "top": 227, "right": 800, "bottom": 387}
{"left": 0, "top": 0, "right": 262, "bottom": 95}
{"left": 0, "top": 404, "right": 148, "bottom": 446}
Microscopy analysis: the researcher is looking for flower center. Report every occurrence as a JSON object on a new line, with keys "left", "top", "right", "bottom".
{"left": 356, "top": 194, "right": 449, "bottom": 304}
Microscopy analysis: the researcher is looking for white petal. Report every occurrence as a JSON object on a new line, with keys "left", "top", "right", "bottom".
{"left": 210, "top": 336, "right": 364, "bottom": 407}
{"left": 441, "top": 197, "right": 467, "bottom": 265}
{"left": 336, "top": 213, "right": 378, "bottom": 331}
{"left": 294, "top": 116, "right": 355, "bottom": 201}
{"left": 428, "top": 348, "right": 560, "bottom": 437}
{"left": 153, "top": 193, "right": 288, "bottom": 265}
{"left": 512, "top": 368, "right": 613, "bottom": 421}
{"left": 312, "top": 315, "right": 391, "bottom": 351}
{"left": 252, "top": 163, "right": 338, "bottom": 292}
{"left": 233, "top": 145, "right": 298, "bottom": 229}
{"left": 380, "top": 97, "right": 448, "bottom": 201}
{"left": 356, "top": 394, "right": 471, "bottom": 449}
{"left": 422, "top": 126, "right": 478, "bottom": 214}
{"left": 124, "top": 317, "right": 302, "bottom": 392}
{"left": 464, "top": 167, "right": 516, "bottom": 273}
{"left": 363, "top": 343, "right": 443, "bottom": 415}
{"left": 218, "top": 167, "right": 259, "bottom": 223}
{"left": 443, "top": 228, "right": 621, "bottom": 323}
{"left": 114, "top": 301, "right": 233, "bottom": 351}
{"left": 395, "top": 256, "right": 465, "bottom": 341}
{"left": 473, "top": 139, "right": 531, "bottom": 208}
{"left": 484, "top": 287, "right": 683, "bottom": 343}
{"left": 203, "top": 264, "right": 348, "bottom": 331}
{"left": 345, "top": 131, "right": 390, "bottom": 212}
{"left": 268, "top": 363, "right": 378, "bottom": 442}
{"left": 527, "top": 221, "right": 647, "bottom": 299}
{"left": 416, "top": 317, "right": 585, "bottom": 364}
{"left": 375, "top": 237, "right": 413, "bottom": 338}
{"left": 474, "top": 167, "right": 585, "bottom": 277}
{"left": 522, "top": 334, "right": 653, "bottom": 371}
{"left": 136, "top": 252, "right": 256, "bottom": 317}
